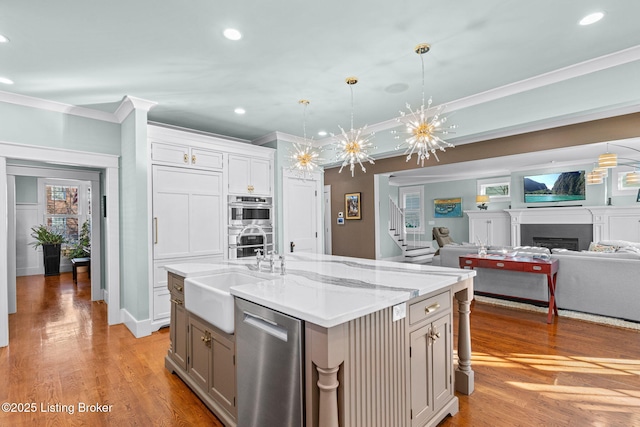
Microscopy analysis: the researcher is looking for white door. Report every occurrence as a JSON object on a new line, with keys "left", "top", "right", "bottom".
{"left": 283, "top": 172, "right": 321, "bottom": 254}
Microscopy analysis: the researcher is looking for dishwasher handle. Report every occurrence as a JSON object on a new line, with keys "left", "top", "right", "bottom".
{"left": 243, "top": 312, "right": 289, "bottom": 342}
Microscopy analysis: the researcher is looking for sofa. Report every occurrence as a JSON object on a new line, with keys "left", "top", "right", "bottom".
{"left": 433, "top": 241, "right": 640, "bottom": 323}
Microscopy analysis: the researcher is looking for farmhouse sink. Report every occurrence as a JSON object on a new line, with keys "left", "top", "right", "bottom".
{"left": 184, "top": 272, "right": 265, "bottom": 334}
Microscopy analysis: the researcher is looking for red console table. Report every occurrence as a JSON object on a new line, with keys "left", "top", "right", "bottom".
{"left": 459, "top": 254, "right": 559, "bottom": 323}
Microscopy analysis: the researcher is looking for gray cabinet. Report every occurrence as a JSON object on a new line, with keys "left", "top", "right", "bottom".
{"left": 408, "top": 291, "right": 453, "bottom": 427}
{"left": 168, "top": 273, "right": 188, "bottom": 370}
{"left": 165, "top": 273, "right": 237, "bottom": 426}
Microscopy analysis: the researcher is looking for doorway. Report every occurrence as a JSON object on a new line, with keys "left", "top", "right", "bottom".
{"left": 0, "top": 144, "right": 120, "bottom": 348}
{"left": 282, "top": 171, "right": 323, "bottom": 254}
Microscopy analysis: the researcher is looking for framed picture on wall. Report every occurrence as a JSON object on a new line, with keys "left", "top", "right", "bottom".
{"left": 345, "top": 192, "right": 361, "bottom": 220}
{"left": 434, "top": 197, "right": 463, "bottom": 218}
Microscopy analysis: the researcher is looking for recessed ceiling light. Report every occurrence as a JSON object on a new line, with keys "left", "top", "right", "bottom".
{"left": 234, "top": 107, "right": 246, "bottom": 115}
{"left": 0, "top": 76, "right": 14, "bottom": 85}
{"left": 0, "top": 35, "right": 9, "bottom": 43}
{"left": 223, "top": 28, "right": 242, "bottom": 41}
{"left": 579, "top": 12, "right": 604, "bottom": 26}
{"left": 317, "top": 130, "right": 327, "bottom": 137}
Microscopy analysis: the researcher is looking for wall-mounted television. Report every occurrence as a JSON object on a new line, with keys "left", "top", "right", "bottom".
{"left": 523, "top": 171, "right": 585, "bottom": 203}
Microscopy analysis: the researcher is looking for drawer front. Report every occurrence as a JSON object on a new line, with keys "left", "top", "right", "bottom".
{"left": 460, "top": 257, "right": 478, "bottom": 268}
{"left": 523, "top": 263, "right": 551, "bottom": 274}
{"left": 409, "top": 291, "right": 451, "bottom": 325}
{"left": 168, "top": 273, "right": 185, "bottom": 295}
{"left": 478, "top": 258, "right": 523, "bottom": 271}
{"left": 154, "top": 288, "right": 171, "bottom": 320}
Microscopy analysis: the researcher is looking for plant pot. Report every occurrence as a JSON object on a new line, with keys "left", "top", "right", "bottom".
{"left": 42, "top": 243, "right": 62, "bottom": 276}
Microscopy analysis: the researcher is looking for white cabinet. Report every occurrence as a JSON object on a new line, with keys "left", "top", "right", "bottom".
{"left": 151, "top": 165, "right": 224, "bottom": 325}
{"left": 228, "top": 155, "right": 272, "bottom": 196}
{"left": 466, "top": 210, "right": 511, "bottom": 247}
{"left": 152, "top": 166, "right": 224, "bottom": 259}
{"left": 607, "top": 213, "right": 640, "bottom": 242}
{"left": 151, "top": 142, "right": 223, "bottom": 170}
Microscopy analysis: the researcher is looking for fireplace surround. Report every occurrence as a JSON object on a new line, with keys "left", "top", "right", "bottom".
{"left": 521, "top": 224, "right": 592, "bottom": 251}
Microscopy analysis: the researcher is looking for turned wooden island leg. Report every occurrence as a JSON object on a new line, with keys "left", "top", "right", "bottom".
{"left": 454, "top": 280, "right": 475, "bottom": 395}
{"left": 317, "top": 366, "right": 340, "bottom": 427}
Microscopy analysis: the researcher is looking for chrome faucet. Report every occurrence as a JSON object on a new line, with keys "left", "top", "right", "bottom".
{"left": 255, "top": 248, "right": 264, "bottom": 269}
{"left": 238, "top": 224, "right": 268, "bottom": 265}
{"left": 279, "top": 254, "right": 286, "bottom": 275}
{"left": 268, "top": 250, "right": 277, "bottom": 273}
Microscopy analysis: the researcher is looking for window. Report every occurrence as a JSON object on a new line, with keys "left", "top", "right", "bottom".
{"left": 41, "top": 180, "right": 91, "bottom": 245}
{"left": 477, "top": 177, "right": 511, "bottom": 202}
{"left": 399, "top": 186, "right": 424, "bottom": 233}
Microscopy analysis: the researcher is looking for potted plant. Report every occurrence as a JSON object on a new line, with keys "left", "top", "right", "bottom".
{"left": 67, "top": 220, "right": 91, "bottom": 259}
{"left": 30, "top": 224, "right": 67, "bottom": 276}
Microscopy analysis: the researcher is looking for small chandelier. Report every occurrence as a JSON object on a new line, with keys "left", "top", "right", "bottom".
{"left": 333, "top": 77, "right": 375, "bottom": 177}
{"left": 287, "top": 99, "right": 321, "bottom": 177}
{"left": 394, "top": 43, "right": 457, "bottom": 166}
{"left": 625, "top": 170, "right": 640, "bottom": 186}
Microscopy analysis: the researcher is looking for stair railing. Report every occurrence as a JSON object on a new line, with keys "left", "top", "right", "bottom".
{"left": 388, "top": 197, "right": 406, "bottom": 247}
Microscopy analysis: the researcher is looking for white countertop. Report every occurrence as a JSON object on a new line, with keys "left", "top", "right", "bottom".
{"left": 165, "top": 253, "right": 475, "bottom": 328}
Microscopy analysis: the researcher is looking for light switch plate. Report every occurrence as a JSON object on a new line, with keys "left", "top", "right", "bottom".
{"left": 392, "top": 302, "right": 406, "bottom": 322}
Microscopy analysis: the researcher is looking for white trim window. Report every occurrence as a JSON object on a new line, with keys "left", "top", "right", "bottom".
{"left": 477, "top": 177, "right": 511, "bottom": 201}
{"left": 39, "top": 179, "right": 91, "bottom": 245}
{"left": 399, "top": 186, "right": 424, "bottom": 234}
{"left": 612, "top": 168, "right": 640, "bottom": 196}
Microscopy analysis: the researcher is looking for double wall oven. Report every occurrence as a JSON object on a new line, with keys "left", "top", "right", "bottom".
{"left": 228, "top": 196, "right": 274, "bottom": 259}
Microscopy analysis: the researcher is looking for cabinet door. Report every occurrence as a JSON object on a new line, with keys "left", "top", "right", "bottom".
{"left": 608, "top": 215, "right": 640, "bottom": 242}
{"left": 210, "top": 331, "right": 236, "bottom": 416}
{"left": 153, "top": 166, "right": 223, "bottom": 259}
{"left": 191, "top": 148, "right": 223, "bottom": 170}
{"left": 250, "top": 158, "right": 271, "bottom": 196}
{"left": 189, "top": 173, "right": 223, "bottom": 256}
{"left": 151, "top": 142, "right": 190, "bottom": 166}
{"left": 410, "top": 323, "right": 433, "bottom": 426}
{"left": 188, "top": 317, "right": 211, "bottom": 391}
{"left": 170, "top": 298, "right": 188, "bottom": 370}
{"left": 431, "top": 314, "right": 453, "bottom": 412}
{"left": 228, "top": 155, "right": 251, "bottom": 194}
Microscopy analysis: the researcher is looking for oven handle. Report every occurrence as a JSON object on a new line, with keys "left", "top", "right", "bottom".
{"left": 229, "top": 202, "right": 273, "bottom": 208}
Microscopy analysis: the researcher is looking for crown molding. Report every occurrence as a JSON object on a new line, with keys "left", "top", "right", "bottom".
{"left": 0, "top": 90, "right": 119, "bottom": 123}
{"left": 114, "top": 95, "right": 157, "bottom": 122}
{"left": 0, "top": 91, "right": 158, "bottom": 125}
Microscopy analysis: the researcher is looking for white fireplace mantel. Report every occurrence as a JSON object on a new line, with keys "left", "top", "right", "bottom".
{"left": 505, "top": 205, "right": 640, "bottom": 245}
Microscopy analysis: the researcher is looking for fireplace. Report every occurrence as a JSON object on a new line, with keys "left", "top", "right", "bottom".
{"left": 520, "top": 224, "right": 592, "bottom": 251}
{"left": 532, "top": 237, "right": 579, "bottom": 251}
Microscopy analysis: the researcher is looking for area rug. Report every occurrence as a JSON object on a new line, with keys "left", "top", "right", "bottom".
{"left": 474, "top": 295, "right": 640, "bottom": 331}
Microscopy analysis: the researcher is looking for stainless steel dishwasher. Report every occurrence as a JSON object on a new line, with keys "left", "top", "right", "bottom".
{"left": 235, "top": 298, "right": 304, "bottom": 427}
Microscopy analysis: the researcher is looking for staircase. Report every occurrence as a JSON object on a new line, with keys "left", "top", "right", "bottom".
{"left": 388, "top": 198, "right": 435, "bottom": 263}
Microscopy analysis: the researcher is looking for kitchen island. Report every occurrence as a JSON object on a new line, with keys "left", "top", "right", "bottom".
{"left": 165, "top": 253, "right": 475, "bottom": 427}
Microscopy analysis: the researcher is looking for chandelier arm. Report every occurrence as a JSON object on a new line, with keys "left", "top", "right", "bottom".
{"left": 609, "top": 143, "right": 640, "bottom": 154}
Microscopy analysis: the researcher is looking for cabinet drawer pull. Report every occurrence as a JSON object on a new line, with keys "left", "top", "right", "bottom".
{"left": 532, "top": 265, "right": 542, "bottom": 271}
{"left": 465, "top": 260, "right": 472, "bottom": 265}
{"left": 192, "top": 154, "right": 196, "bottom": 164}
{"left": 496, "top": 262, "right": 505, "bottom": 267}
{"left": 170, "top": 298, "right": 183, "bottom": 306}
{"left": 173, "top": 284, "right": 183, "bottom": 292}
{"left": 425, "top": 303, "right": 441, "bottom": 314}
{"left": 183, "top": 153, "right": 188, "bottom": 163}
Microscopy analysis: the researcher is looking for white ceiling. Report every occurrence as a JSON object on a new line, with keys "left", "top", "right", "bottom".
{"left": 2, "top": 1, "right": 640, "bottom": 166}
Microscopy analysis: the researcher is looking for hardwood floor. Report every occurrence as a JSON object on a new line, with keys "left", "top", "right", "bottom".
{"left": 1, "top": 272, "right": 639, "bottom": 426}
{"left": 0, "top": 272, "right": 223, "bottom": 427}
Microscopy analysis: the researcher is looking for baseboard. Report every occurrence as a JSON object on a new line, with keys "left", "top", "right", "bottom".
{"left": 17, "top": 267, "right": 41, "bottom": 276}
{"left": 121, "top": 308, "right": 170, "bottom": 338}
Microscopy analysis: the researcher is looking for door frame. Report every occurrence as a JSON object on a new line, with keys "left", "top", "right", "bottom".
{"left": 281, "top": 170, "right": 323, "bottom": 254}
{"left": 0, "top": 141, "right": 120, "bottom": 348}
{"left": 323, "top": 185, "right": 332, "bottom": 255}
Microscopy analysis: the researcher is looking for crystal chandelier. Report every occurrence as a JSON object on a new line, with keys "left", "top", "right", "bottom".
{"left": 333, "top": 77, "right": 375, "bottom": 177}
{"left": 287, "top": 99, "right": 321, "bottom": 177}
{"left": 394, "top": 43, "right": 457, "bottom": 166}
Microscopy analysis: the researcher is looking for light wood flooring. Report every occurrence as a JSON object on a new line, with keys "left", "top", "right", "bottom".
{"left": 1, "top": 272, "right": 639, "bottom": 426}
